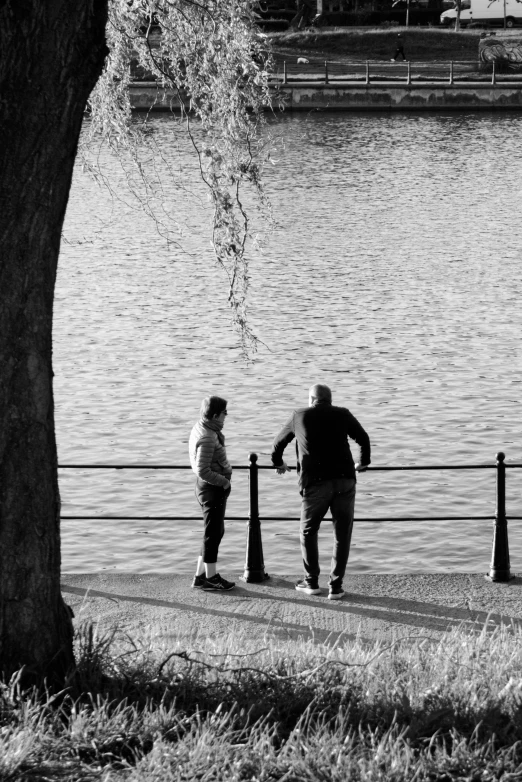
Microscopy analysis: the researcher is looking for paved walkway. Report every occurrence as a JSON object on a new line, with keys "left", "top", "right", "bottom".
{"left": 61, "top": 572, "right": 522, "bottom": 646}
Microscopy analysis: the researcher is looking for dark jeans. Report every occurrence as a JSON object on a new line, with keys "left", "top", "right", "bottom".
{"left": 195, "top": 479, "right": 230, "bottom": 563}
{"left": 300, "top": 478, "right": 356, "bottom": 586}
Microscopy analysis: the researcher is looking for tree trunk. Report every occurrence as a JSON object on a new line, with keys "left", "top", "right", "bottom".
{"left": 0, "top": 0, "right": 108, "bottom": 684}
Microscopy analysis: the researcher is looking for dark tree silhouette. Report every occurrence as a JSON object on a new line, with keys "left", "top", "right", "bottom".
{"left": 0, "top": 0, "right": 270, "bottom": 683}
{"left": 0, "top": 0, "right": 109, "bottom": 684}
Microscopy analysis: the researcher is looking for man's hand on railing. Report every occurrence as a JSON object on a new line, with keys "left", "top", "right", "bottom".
{"left": 355, "top": 462, "right": 369, "bottom": 473}
{"left": 275, "top": 460, "right": 291, "bottom": 475}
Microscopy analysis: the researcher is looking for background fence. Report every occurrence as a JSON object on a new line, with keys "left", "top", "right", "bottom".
{"left": 272, "top": 59, "right": 521, "bottom": 83}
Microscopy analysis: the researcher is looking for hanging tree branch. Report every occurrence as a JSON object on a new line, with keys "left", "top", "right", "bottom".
{"left": 83, "top": 0, "right": 274, "bottom": 358}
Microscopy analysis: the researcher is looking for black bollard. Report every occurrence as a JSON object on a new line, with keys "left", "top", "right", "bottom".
{"left": 486, "top": 452, "right": 514, "bottom": 582}
{"left": 242, "top": 453, "right": 269, "bottom": 583}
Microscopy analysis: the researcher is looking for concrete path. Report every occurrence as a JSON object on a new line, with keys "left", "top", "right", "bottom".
{"left": 61, "top": 572, "right": 522, "bottom": 646}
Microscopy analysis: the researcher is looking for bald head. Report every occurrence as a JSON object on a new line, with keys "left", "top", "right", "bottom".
{"left": 309, "top": 384, "right": 332, "bottom": 406}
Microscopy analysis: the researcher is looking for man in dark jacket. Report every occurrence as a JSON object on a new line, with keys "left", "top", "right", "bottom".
{"left": 271, "top": 384, "right": 371, "bottom": 600}
{"left": 392, "top": 33, "right": 406, "bottom": 62}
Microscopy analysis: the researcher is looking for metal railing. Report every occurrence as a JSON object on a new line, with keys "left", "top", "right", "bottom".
{"left": 59, "top": 453, "right": 522, "bottom": 523}
{"left": 59, "top": 452, "right": 521, "bottom": 582}
{"left": 275, "top": 59, "right": 522, "bottom": 85}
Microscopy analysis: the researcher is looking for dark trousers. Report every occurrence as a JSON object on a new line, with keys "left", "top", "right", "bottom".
{"left": 195, "top": 479, "right": 230, "bottom": 563}
{"left": 300, "top": 478, "right": 356, "bottom": 586}
{"left": 393, "top": 48, "right": 406, "bottom": 61}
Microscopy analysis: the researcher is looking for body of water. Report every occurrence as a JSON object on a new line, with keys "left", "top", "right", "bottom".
{"left": 57, "top": 110, "right": 522, "bottom": 576}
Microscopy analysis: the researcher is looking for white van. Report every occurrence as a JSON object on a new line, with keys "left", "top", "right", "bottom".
{"left": 470, "top": 0, "right": 522, "bottom": 26}
{"left": 441, "top": 0, "right": 522, "bottom": 27}
{"left": 440, "top": 3, "right": 472, "bottom": 26}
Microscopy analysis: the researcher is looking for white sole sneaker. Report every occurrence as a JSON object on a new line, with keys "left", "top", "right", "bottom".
{"left": 328, "top": 590, "right": 345, "bottom": 600}
{"left": 295, "top": 583, "right": 321, "bottom": 596}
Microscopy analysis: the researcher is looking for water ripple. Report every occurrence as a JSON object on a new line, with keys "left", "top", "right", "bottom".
{"left": 57, "top": 111, "right": 522, "bottom": 575}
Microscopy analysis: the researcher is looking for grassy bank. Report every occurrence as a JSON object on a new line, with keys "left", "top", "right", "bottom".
{"left": 268, "top": 27, "right": 482, "bottom": 61}
{"left": 3, "top": 621, "right": 522, "bottom": 780}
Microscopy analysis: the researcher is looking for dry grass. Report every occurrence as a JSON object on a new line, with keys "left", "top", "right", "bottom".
{"left": 2, "top": 620, "right": 522, "bottom": 780}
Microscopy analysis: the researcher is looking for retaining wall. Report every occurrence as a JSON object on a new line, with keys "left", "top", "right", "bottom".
{"left": 276, "top": 81, "right": 522, "bottom": 110}
{"left": 129, "top": 80, "right": 522, "bottom": 112}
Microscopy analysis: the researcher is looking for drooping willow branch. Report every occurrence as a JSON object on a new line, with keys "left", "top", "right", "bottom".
{"left": 83, "top": 0, "right": 274, "bottom": 358}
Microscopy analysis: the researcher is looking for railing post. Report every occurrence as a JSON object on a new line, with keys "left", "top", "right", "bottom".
{"left": 492, "top": 61, "right": 496, "bottom": 85}
{"left": 449, "top": 60, "right": 454, "bottom": 85}
{"left": 366, "top": 60, "right": 370, "bottom": 85}
{"left": 407, "top": 60, "right": 411, "bottom": 85}
{"left": 486, "top": 451, "right": 513, "bottom": 582}
{"left": 283, "top": 60, "right": 287, "bottom": 85}
{"left": 325, "top": 60, "right": 329, "bottom": 85}
{"left": 242, "top": 453, "right": 269, "bottom": 583}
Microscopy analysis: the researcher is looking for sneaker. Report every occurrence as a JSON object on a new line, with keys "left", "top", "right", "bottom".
{"left": 202, "top": 573, "right": 235, "bottom": 591}
{"left": 328, "top": 585, "right": 345, "bottom": 601}
{"left": 191, "top": 574, "right": 206, "bottom": 589}
{"left": 295, "top": 579, "right": 321, "bottom": 596}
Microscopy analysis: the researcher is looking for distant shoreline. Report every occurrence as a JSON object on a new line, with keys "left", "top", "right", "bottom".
{"left": 129, "top": 28, "right": 522, "bottom": 113}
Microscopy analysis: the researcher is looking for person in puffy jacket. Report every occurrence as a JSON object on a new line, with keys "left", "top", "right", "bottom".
{"left": 189, "top": 395, "right": 235, "bottom": 591}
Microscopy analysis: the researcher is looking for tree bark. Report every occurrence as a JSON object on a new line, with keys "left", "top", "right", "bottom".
{"left": 0, "top": 0, "right": 108, "bottom": 683}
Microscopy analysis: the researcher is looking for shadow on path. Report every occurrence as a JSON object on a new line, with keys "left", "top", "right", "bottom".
{"left": 62, "top": 584, "right": 357, "bottom": 645}
{"left": 62, "top": 576, "right": 522, "bottom": 646}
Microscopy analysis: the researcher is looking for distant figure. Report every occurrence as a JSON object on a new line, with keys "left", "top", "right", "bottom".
{"left": 271, "top": 384, "right": 371, "bottom": 601}
{"left": 189, "top": 396, "right": 235, "bottom": 591}
{"left": 392, "top": 33, "right": 406, "bottom": 62}
{"left": 297, "top": 57, "right": 310, "bottom": 64}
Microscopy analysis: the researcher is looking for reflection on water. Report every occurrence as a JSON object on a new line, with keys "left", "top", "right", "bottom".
{"left": 57, "top": 111, "right": 522, "bottom": 575}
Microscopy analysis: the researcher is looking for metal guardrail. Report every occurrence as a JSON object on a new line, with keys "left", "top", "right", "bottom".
{"left": 273, "top": 59, "right": 520, "bottom": 85}
{"left": 59, "top": 452, "right": 521, "bottom": 582}
{"left": 59, "top": 453, "right": 522, "bottom": 522}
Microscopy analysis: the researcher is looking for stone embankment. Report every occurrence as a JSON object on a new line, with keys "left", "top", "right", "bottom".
{"left": 129, "top": 76, "right": 522, "bottom": 112}
{"left": 274, "top": 80, "right": 522, "bottom": 110}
